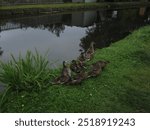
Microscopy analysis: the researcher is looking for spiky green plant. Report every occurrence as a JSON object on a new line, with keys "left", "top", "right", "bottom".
{"left": 0, "top": 50, "right": 52, "bottom": 92}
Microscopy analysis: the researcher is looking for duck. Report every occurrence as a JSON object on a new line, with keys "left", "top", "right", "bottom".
{"left": 70, "top": 60, "right": 80, "bottom": 73}
{"left": 52, "top": 61, "right": 72, "bottom": 85}
{"left": 67, "top": 70, "right": 88, "bottom": 85}
{"left": 87, "top": 62, "right": 102, "bottom": 78}
{"left": 85, "top": 42, "right": 95, "bottom": 61}
{"left": 77, "top": 50, "right": 86, "bottom": 62}
{"left": 62, "top": 61, "right": 71, "bottom": 77}
{"left": 97, "top": 60, "right": 110, "bottom": 69}
{"left": 0, "top": 47, "right": 3, "bottom": 56}
{"left": 70, "top": 59, "right": 86, "bottom": 73}
{"left": 77, "top": 50, "right": 87, "bottom": 68}
{"left": 87, "top": 60, "right": 109, "bottom": 78}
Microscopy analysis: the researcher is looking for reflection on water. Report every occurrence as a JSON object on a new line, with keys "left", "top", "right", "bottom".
{"left": 80, "top": 7, "right": 150, "bottom": 50}
{"left": 0, "top": 8, "right": 150, "bottom": 68}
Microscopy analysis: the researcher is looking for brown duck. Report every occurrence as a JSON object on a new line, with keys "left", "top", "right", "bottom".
{"left": 77, "top": 51, "right": 86, "bottom": 62}
{"left": 85, "top": 42, "right": 95, "bottom": 61}
{"left": 70, "top": 60, "right": 81, "bottom": 73}
{"left": 68, "top": 70, "right": 88, "bottom": 85}
{"left": 70, "top": 59, "right": 85, "bottom": 73}
{"left": 52, "top": 61, "right": 72, "bottom": 85}
{"left": 87, "top": 60, "right": 109, "bottom": 78}
{"left": 97, "top": 60, "right": 110, "bottom": 69}
{"left": 0, "top": 47, "right": 3, "bottom": 56}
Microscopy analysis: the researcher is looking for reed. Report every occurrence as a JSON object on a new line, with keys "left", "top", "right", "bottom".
{"left": 0, "top": 50, "right": 52, "bottom": 91}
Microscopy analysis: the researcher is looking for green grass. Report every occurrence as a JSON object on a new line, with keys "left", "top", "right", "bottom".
{"left": 0, "top": 26, "right": 150, "bottom": 113}
{"left": 0, "top": 3, "right": 107, "bottom": 10}
{"left": 0, "top": 2, "right": 149, "bottom": 17}
{"left": 1, "top": 2, "right": 149, "bottom": 10}
{"left": 0, "top": 50, "right": 52, "bottom": 92}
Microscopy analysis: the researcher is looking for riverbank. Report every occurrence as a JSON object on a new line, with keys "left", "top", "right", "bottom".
{"left": 0, "top": 25, "right": 150, "bottom": 112}
{"left": 0, "top": 3, "right": 106, "bottom": 17}
{"left": 0, "top": 2, "right": 150, "bottom": 17}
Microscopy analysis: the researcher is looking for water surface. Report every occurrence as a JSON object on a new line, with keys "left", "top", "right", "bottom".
{"left": 0, "top": 7, "right": 150, "bottom": 68}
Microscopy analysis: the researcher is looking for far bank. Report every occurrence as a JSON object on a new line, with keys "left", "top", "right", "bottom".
{"left": 0, "top": 2, "right": 150, "bottom": 17}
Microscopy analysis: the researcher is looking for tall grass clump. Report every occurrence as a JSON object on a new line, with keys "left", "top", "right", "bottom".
{"left": 0, "top": 50, "right": 52, "bottom": 92}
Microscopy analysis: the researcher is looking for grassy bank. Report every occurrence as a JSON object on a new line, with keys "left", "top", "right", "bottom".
{"left": 0, "top": 2, "right": 150, "bottom": 17}
{"left": 0, "top": 2, "right": 149, "bottom": 10}
{"left": 0, "top": 25, "right": 150, "bottom": 112}
{"left": 0, "top": 3, "right": 106, "bottom": 10}
{"left": 0, "top": 3, "right": 107, "bottom": 17}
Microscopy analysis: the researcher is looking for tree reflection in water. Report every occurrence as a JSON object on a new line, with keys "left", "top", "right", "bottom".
{"left": 80, "top": 7, "right": 150, "bottom": 51}
{"left": 44, "top": 23, "right": 65, "bottom": 37}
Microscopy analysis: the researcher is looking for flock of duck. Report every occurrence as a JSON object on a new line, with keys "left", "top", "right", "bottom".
{"left": 52, "top": 42, "right": 109, "bottom": 85}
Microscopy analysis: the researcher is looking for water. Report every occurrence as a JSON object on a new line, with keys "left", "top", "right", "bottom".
{"left": 0, "top": 11, "right": 97, "bottom": 67}
{"left": 0, "top": 7, "right": 150, "bottom": 68}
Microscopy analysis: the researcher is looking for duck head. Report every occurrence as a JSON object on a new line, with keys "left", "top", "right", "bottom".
{"left": 63, "top": 61, "right": 70, "bottom": 68}
{"left": 91, "top": 41, "right": 96, "bottom": 46}
{"left": 63, "top": 61, "right": 66, "bottom": 67}
{"left": 71, "top": 60, "right": 77, "bottom": 64}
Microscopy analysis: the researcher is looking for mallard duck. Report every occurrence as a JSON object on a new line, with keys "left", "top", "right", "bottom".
{"left": 61, "top": 61, "right": 71, "bottom": 77}
{"left": 78, "top": 51, "right": 86, "bottom": 62}
{"left": 97, "top": 60, "right": 110, "bottom": 69}
{"left": 85, "top": 42, "right": 95, "bottom": 61}
{"left": 68, "top": 70, "right": 87, "bottom": 85}
{"left": 87, "top": 60, "right": 109, "bottom": 78}
{"left": 52, "top": 61, "right": 71, "bottom": 85}
{"left": 0, "top": 47, "right": 3, "bottom": 56}
{"left": 77, "top": 50, "right": 87, "bottom": 69}
{"left": 70, "top": 59, "right": 85, "bottom": 73}
{"left": 88, "top": 62, "right": 102, "bottom": 78}
{"left": 70, "top": 60, "right": 80, "bottom": 73}
{"left": 78, "top": 59, "right": 86, "bottom": 69}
